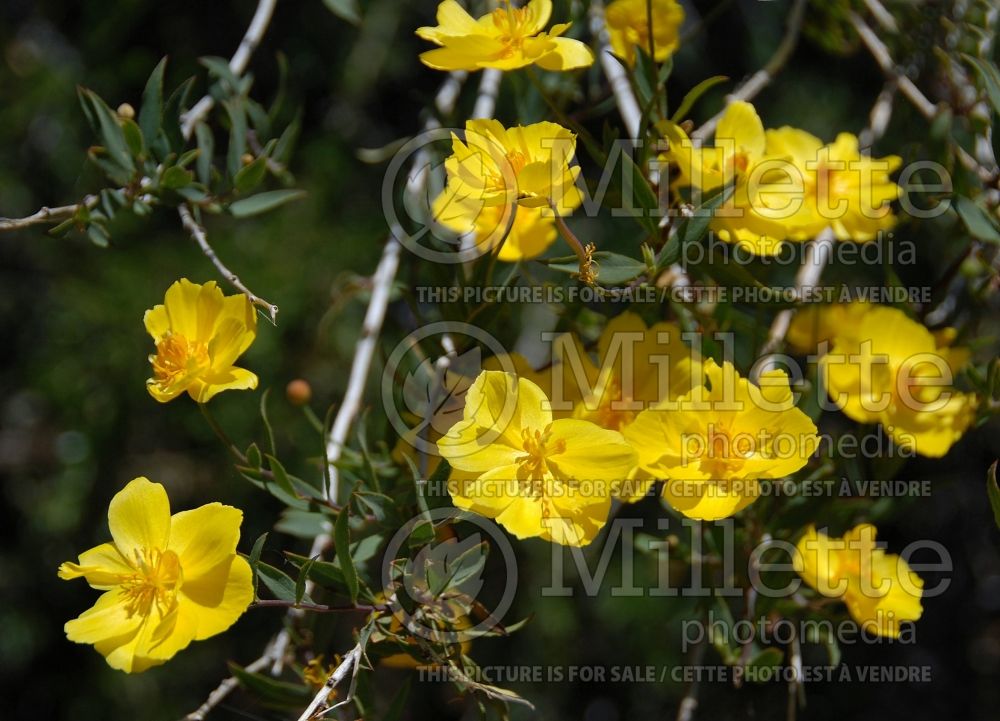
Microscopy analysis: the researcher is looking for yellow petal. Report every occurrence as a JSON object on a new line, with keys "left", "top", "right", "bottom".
{"left": 716, "top": 100, "right": 765, "bottom": 160}
{"left": 546, "top": 419, "right": 637, "bottom": 484}
{"left": 534, "top": 37, "right": 594, "bottom": 71}
{"left": 178, "top": 555, "right": 254, "bottom": 641}
{"left": 167, "top": 503, "right": 243, "bottom": 581}
{"left": 108, "top": 477, "right": 171, "bottom": 561}
{"left": 65, "top": 589, "right": 142, "bottom": 647}
{"left": 522, "top": 0, "right": 553, "bottom": 35}
{"left": 187, "top": 367, "right": 259, "bottom": 403}
{"left": 58, "top": 542, "right": 133, "bottom": 589}
{"left": 416, "top": 0, "right": 481, "bottom": 43}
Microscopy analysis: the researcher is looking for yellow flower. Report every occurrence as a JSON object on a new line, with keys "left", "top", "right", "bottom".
{"left": 443, "top": 119, "right": 583, "bottom": 214}
{"left": 764, "top": 128, "right": 901, "bottom": 241}
{"left": 438, "top": 370, "right": 637, "bottom": 546}
{"left": 561, "top": 312, "right": 700, "bottom": 432}
{"left": 661, "top": 101, "right": 790, "bottom": 255}
{"left": 785, "top": 301, "right": 873, "bottom": 355}
{"left": 417, "top": 0, "right": 594, "bottom": 72}
{"left": 144, "top": 279, "right": 258, "bottom": 403}
{"left": 819, "top": 304, "right": 976, "bottom": 457}
{"left": 432, "top": 188, "right": 558, "bottom": 261}
{"left": 662, "top": 102, "right": 902, "bottom": 254}
{"left": 605, "top": 0, "right": 685, "bottom": 66}
{"left": 794, "top": 524, "right": 923, "bottom": 638}
{"left": 58, "top": 477, "right": 253, "bottom": 672}
{"left": 624, "top": 359, "right": 819, "bottom": 520}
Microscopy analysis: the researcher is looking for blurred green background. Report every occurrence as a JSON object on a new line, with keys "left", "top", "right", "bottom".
{"left": 1, "top": 0, "right": 998, "bottom": 719}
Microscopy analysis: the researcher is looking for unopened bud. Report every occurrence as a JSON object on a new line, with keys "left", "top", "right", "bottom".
{"left": 286, "top": 379, "right": 312, "bottom": 406}
{"left": 241, "top": 153, "right": 255, "bottom": 166}
{"left": 117, "top": 103, "right": 135, "bottom": 120}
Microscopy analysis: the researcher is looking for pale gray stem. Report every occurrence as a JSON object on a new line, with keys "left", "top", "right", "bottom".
{"left": 0, "top": 196, "right": 99, "bottom": 233}
{"left": 756, "top": 227, "right": 836, "bottom": 377}
{"left": 589, "top": 0, "right": 641, "bottom": 139}
{"left": 472, "top": 69, "right": 502, "bottom": 120}
{"left": 295, "top": 645, "right": 362, "bottom": 721}
{"left": 181, "top": 0, "right": 279, "bottom": 140}
{"left": 324, "top": 71, "right": 480, "bottom": 503}
{"left": 178, "top": 203, "right": 279, "bottom": 323}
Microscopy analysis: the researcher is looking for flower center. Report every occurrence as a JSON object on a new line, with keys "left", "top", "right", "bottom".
{"left": 120, "top": 548, "right": 182, "bottom": 618}
{"left": 516, "top": 427, "right": 566, "bottom": 489}
{"left": 591, "top": 377, "right": 636, "bottom": 431}
{"left": 151, "top": 333, "right": 211, "bottom": 384}
{"left": 491, "top": 3, "right": 532, "bottom": 54}
{"left": 697, "top": 424, "right": 755, "bottom": 477}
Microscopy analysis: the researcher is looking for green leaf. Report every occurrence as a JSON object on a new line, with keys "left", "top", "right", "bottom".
{"left": 323, "top": 0, "right": 362, "bottom": 24}
{"left": 955, "top": 196, "right": 1000, "bottom": 243}
{"left": 335, "top": 507, "right": 360, "bottom": 603}
{"left": 138, "top": 57, "right": 167, "bottom": 142}
{"left": 246, "top": 442, "right": 262, "bottom": 469}
{"left": 200, "top": 56, "right": 240, "bottom": 93}
{"left": 229, "top": 189, "right": 307, "bottom": 217}
{"left": 620, "top": 150, "right": 660, "bottom": 236}
{"left": 678, "top": 184, "right": 735, "bottom": 244}
{"left": 78, "top": 88, "right": 135, "bottom": 174}
{"left": 542, "top": 251, "right": 647, "bottom": 285}
{"left": 257, "top": 561, "right": 313, "bottom": 604}
{"left": 295, "top": 556, "right": 315, "bottom": 604}
{"left": 163, "top": 76, "right": 196, "bottom": 152}
{"left": 195, "top": 123, "right": 215, "bottom": 186}
{"left": 234, "top": 155, "right": 268, "bottom": 194}
{"left": 228, "top": 662, "right": 313, "bottom": 707}
{"left": 248, "top": 532, "right": 267, "bottom": 597}
{"left": 671, "top": 76, "right": 729, "bottom": 123}
{"left": 265, "top": 454, "right": 296, "bottom": 498}
{"left": 224, "top": 97, "right": 248, "bottom": 179}
{"left": 961, "top": 54, "right": 1000, "bottom": 117}
{"left": 87, "top": 224, "right": 110, "bottom": 248}
{"left": 988, "top": 461, "right": 1000, "bottom": 530}
{"left": 161, "top": 165, "right": 193, "bottom": 190}
{"left": 121, "top": 118, "right": 145, "bottom": 159}
{"left": 260, "top": 388, "right": 276, "bottom": 456}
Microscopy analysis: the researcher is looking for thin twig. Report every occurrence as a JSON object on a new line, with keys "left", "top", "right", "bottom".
{"left": 847, "top": 10, "right": 995, "bottom": 183}
{"left": 296, "top": 645, "right": 362, "bottom": 721}
{"left": 325, "top": 70, "right": 496, "bottom": 504}
{"left": 178, "top": 203, "right": 279, "bottom": 323}
{"left": 181, "top": 0, "right": 278, "bottom": 141}
{"left": 858, "top": 80, "right": 898, "bottom": 152}
{"left": 692, "top": 0, "right": 806, "bottom": 142}
{"left": 251, "top": 599, "right": 381, "bottom": 613}
{"left": 0, "top": 196, "right": 99, "bottom": 233}
{"left": 589, "top": 0, "right": 641, "bottom": 139}
{"left": 472, "top": 68, "right": 503, "bottom": 120}
{"left": 756, "top": 227, "right": 836, "bottom": 377}
{"left": 676, "top": 633, "right": 707, "bottom": 721}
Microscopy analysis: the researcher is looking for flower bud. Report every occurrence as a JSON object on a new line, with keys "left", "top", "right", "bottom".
{"left": 286, "top": 379, "right": 312, "bottom": 406}
{"left": 116, "top": 102, "right": 135, "bottom": 120}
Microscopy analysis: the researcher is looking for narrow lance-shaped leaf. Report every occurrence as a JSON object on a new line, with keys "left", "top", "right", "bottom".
{"left": 335, "top": 506, "right": 360, "bottom": 603}
{"left": 138, "top": 57, "right": 167, "bottom": 142}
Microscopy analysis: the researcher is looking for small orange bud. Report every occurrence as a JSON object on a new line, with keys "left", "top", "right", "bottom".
{"left": 286, "top": 379, "right": 312, "bottom": 406}
{"left": 241, "top": 153, "right": 256, "bottom": 166}
{"left": 116, "top": 102, "right": 135, "bottom": 120}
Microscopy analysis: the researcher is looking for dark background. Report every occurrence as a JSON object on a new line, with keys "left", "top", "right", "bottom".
{"left": 1, "top": 0, "right": 998, "bottom": 719}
